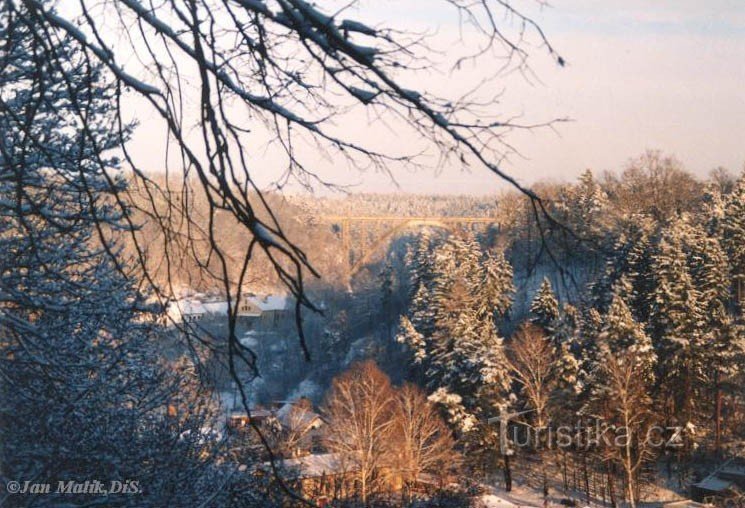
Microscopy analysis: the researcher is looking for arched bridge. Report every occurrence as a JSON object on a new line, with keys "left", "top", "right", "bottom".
{"left": 319, "top": 215, "right": 500, "bottom": 277}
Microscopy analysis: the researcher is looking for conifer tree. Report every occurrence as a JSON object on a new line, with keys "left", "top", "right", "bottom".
{"left": 0, "top": 14, "right": 228, "bottom": 502}
{"left": 584, "top": 292, "right": 657, "bottom": 508}
{"left": 530, "top": 277, "right": 560, "bottom": 335}
{"left": 552, "top": 304, "right": 582, "bottom": 400}
{"left": 479, "top": 251, "right": 515, "bottom": 322}
{"left": 650, "top": 221, "right": 705, "bottom": 428}
{"left": 398, "top": 233, "right": 514, "bottom": 434}
{"left": 601, "top": 293, "right": 657, "bottom": 379}
{"left": 720, "top": 172, "right": 745, "bottom": 309}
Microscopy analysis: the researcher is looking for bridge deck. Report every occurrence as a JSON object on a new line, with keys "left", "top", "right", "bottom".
{"left": 320, "top": 215, "right": 498, "bottom": 223}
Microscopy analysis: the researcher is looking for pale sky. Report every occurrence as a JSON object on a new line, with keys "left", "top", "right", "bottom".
{"left": 126, "top": 0, "right": 745, "bottom": 195}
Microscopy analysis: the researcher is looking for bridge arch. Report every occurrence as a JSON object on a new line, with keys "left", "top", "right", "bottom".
{"left": 348, "top": 219, "right": 454, "bottom": 276}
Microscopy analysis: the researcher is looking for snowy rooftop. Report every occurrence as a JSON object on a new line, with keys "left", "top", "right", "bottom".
{"left": 168, "top": 293, "right": 290, "bottom": 316}
{"left": 276, "top": 402, "right": 323, "bottom": 429}
{"left": 719, "top": 459, "right": 745, "bottom": 479}
{"left": 694, "top": 475, "right": 732, "bottom": 492}
{"left": 247, "top": 294, "right": 291, "bottom": 312}
{"left": 693, "top": 457, "right": 745, "bottom": 493}
{"left": 229, "top": 408, "right": 273, "bottom": 419}
{"left": 281, "top": 452, "right": 348, "bottom": 478}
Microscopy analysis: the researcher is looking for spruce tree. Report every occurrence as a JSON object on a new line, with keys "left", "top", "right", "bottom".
{"left": 650, "top": 220, "right": 705, "bottom": 427}
{"left": 0, "top": 13, "right": 226, "bottom": 502}
{"left": 530, "top": 277, "right": 560, "bottom": 334}
{"left": 479, "top": 251, "right": 515, "bottom": 322}
{"left": 398, "top": 233, "right": 514, "bottom": 431}
{"left": 600, "top": 293, "right": 657, "bottom": 381}
{"left": 720, "top": 171, "right": 745, "bottom": 310}
{"left": 587, "top": 294, "right": 657, "bottom": 508}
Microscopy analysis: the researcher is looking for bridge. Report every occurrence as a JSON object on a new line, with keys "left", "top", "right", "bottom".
{"left": 318, "top": 215, "right": 501, "bottom": 278}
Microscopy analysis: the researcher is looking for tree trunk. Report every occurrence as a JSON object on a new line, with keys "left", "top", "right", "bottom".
{"left": 504, "top": 454, "right": 513, "bottom": 492}
{"left": 715, "top": 371, "right": 722, "bottom": 456}
{"left": 562, "top": 452, "right": 568, "bottom": 492}
{"left": 583, "top": 454, "right": 590, "bottom": 504}
{"left": 607, "top": 462, "right": 617, "bottom": 508}
{"left": 623, "top": 410, "right": 636, "bottom": 508}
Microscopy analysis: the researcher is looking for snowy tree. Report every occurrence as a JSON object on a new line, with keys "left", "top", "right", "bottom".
{"left": 681, "top": 217, "right": 744, "bottom": 449}
{"left": 397, "top": 315, "right": 428, "bottom": 365}
{"left": 402, "top": 232, "right": 439, "bottom": 342}
{"left": 590, "top": 217, "right": 657, "bottom": 322}
{"left": 417, "top": 235, "right": 513, "bottom": 412}
{"left": 649, "top": 220, "right": 705, "bottom": 430}
{"left": 479, "top": 250, "right": 516, "bottom": 322}
{"left": 506, "top": 323, "right": 561, "bottom": 503}
{"left": 397, "top": 233, "right": 516, "bottom": 481}
{"left": 720, "top": 171, "right": 745, "bottom": 310}
{"left": 584, "top": 294, "right": 657, "bottom": 508}
{"left": 551, "top": 304, "right": 582, "bottom": 401}
{"left": 600, "top": 293, "right": 656, "bottom": 380}
{"left": 0, "top": 10, "right": 249, "bottom": 504}
{"left": 530, "top": 277, "right": 560, "bottom": 334}
{"left": 557, "top": 169, "right": 610, "bottom": 251}
{"left": 593, "top": 346, "right": 657, "bottom": 508}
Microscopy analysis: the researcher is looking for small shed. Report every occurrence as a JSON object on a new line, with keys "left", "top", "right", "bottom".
{"left": 691, "top": 458, "right": 745, "bottom": 502}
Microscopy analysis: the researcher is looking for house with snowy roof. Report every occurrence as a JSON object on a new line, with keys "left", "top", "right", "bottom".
{"left": 240, "top": 294, "right": 292, "bottom": 329}
{"left": 691, "top": 457, "right": 745, "bottom": 503}
{"left": 276, "top": 452, "right": 358, "bottom": 505}
{"left": 166, "top": 292, "right": 292, "bottom": 329}
{"left": 276, "top": 451, "right": 406, "bottom": 505}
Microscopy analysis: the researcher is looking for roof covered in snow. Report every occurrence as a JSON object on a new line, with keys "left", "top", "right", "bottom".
{"left": 693, "top": 457, "right": 745, "bottom": 493}
{"left": 247, "top": 294, "right": 291, "bottom": 312}
{"left": 276, "top": 402, "right": 323, "bottom": 430}
{"left": 167, "top": 293, "right": 290, "bottom": 319}
{"left": 281, "top": 453, "right": 350, "bottom": 478}
{"left": 694, "top": 475, "right": 732, "bottom": 492}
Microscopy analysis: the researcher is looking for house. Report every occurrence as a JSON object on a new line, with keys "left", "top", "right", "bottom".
{"left": 165, "top": 292, "right": 292, "bottom": 328}
{"left": 166, "top": 298, "right": 207, "bottom": 323}
{"left": 691, "top": 458, "right": 745, "bottom": 503}
{"left": 226, "top": 408, "right": 273, "bottom": 432}
{"left": 166, "top": 296, "right": 227, "bottom": 323}
{"left": 276, "top": 400, "right": 325, "bottom": 456}
{"left": 244, "top": 294, "right": 292, "bottom": 329}
{"left": 279, "top": 452, "right": 358, "bottom": 505}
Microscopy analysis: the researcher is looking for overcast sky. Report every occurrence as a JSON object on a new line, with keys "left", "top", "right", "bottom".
{"left": 126, "top": 0, "right": 745, "bottom": 194}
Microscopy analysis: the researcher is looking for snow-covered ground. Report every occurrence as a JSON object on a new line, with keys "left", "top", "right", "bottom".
{"left": 477, "top": 494, "right": 519, "bottom": 507}
{"left": 476, "top": 484, "right": 544, "bottom": 508}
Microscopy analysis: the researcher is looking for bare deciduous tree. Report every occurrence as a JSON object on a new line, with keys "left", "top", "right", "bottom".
{"left": 392, "top": 383, "right": 459, "bottom": 494}
{"left": 322, "top": 360, "right": 395, "bottom": 504}
{"left": 507, "top": 323, "right": 559, "bottom": 503}
{"left": 596, "top": 348, "right": 657, "bottom": 508}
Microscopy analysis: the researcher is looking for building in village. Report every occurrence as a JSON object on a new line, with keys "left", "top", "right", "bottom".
{"left": 165, "top": 292, "right": 292, "bottom": 329}
{"left": 691, "top": 457, "right": 745, "bottom": 503}
{"left": 274, "top": 451, "right": 430, "bottom": 506}
{"left": 279, "top": 452, "right": 358, "bottom": 507}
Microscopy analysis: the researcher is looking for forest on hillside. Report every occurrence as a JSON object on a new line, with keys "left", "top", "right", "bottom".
{"left": 188, "top": 152, "right": 745, "bottom": 507}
